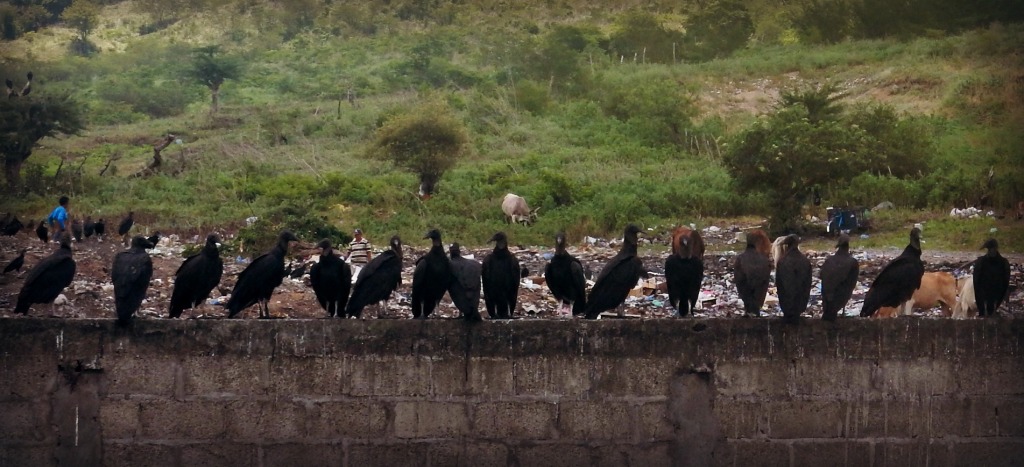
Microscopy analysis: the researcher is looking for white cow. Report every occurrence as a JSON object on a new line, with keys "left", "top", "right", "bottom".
{"left": 501, "top": 193, "right": 538, "bottom": 225}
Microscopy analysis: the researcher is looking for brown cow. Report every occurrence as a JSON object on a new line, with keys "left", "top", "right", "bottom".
{"left": 873, "top": 271, "right": 960, "bottom": 318}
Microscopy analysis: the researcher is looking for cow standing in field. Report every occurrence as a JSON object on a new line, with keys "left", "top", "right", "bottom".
{"left": 501, "top": 193, "right": 538, "bottom": 225}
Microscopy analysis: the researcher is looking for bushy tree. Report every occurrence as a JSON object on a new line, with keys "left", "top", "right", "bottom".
{"left": 608, "top": 12, "right": 685, "bottom": 64}
{"left": 1, "top": 92, "right": 86, "bottom": 191}
{"left": 187, "top": 45, "right": 243, "bottom": 113}
{"left": 369, "top": 99, "right": 469, "bottom": 197}
{"left": 682, "top": 0, "right": 754, "bottom": 61}
{"left": 724, "top": 85, "right": 930, "bottom": 234}
{"left": 62, "top": 0, "right": 100, "bottom": 55}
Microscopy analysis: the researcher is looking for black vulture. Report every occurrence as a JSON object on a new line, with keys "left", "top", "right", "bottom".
{"left": 665, "top": 226, "right": 705, "bottom": 317}
{"left": 411, "top": 229, "right": 451, "bottom": 319}
{"left": 94, "top": 218, "right": 105, "bottom": 237}
{"left": 71, "top": 219, "right": 83, "bottom": 242}
{"left": 288, "top": 261, "right": 308, "bottom": 279}
{"left": 118, "top": 211, "right": 134, "bottom": 244}
{"left": 146, "top": 231, "right": 161, "bottom": 248}
{"left": 83, "top": 216, "right": 95, "bottom": 238}
{"left": 974, "top": 238, "right": 1010, "bottom": 317}
{"left": 860, "top": 228, "right": 924, "bottom": 317}
{"left": 820, "top": 234, "right": 859, "bottom": 321}
{"left": 584, "top": 224, "right": 646, "bottom": 319}
{"left": 345, "top": 235, "right": 403, "bottom": 318}
{"left": 309, "top": 239, "right": 352, "bottom": 318}
{"left": 4, "top": 78, "right": 12, "bottom": 98}
{"left": 35, "top": 221, "right": 48, "bottom": 243}
{"left": 226, "top": 230, "right": 299, "bottom": 318}
{"left": 112, "top": 236, "right": 154, "bottom": 326}
{"left": 2, "top": 216, "right": 23, "bottom": 236}
{"left": 3, "top": 249, "right": 26, "bottom": 274}
{"left": 544, "top": 231, "right": 587, "bottom": 316}
{"left": 169, "top": 234, "right": 224, "bottom": 318}
{"left": 448, "top": 243, "right": 482, "bottom": 322}
{"left": 734, "top": 232, "right": 772, "bottom": 316}
{"left": 775, "top": 235, "right": 812, "bottom": 324}
{"left": 482, "top": 231, "right": 520, "bottom": 319}
{"left": 15, "top": 233, "right": 76, "bottom": 315}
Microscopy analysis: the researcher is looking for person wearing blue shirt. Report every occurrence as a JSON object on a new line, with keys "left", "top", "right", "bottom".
{"left": 47, "top": 196, "right": 69, "bottom": 242}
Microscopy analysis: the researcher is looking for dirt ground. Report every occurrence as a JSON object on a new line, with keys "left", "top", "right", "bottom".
{"left": 1, "top": 227, "right": 1021, "bottom": 321}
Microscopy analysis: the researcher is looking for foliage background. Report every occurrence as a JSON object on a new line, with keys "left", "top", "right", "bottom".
{"left": 0, "top": 0, "right": 1021, "bottom": 249}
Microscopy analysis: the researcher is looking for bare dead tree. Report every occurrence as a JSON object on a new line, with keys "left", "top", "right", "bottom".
{"left": 133, "top": 134, "right": 176, "bottom": 178}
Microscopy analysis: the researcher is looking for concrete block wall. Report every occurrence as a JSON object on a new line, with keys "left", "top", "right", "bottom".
{"left": 0, "top": 318, "right": 1022, "bottom": 466}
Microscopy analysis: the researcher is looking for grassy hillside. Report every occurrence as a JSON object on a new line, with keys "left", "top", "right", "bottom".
{"left": 1, "top": 1, "right": 1022, "bottom": 251}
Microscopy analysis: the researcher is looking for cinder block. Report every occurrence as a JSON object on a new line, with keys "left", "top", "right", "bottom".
{"left": 557, "top": 401, "right": 632, "bottom": 441}
{"left": 178, "top": 443, "right": 257, "bottom": 465}
{"left": 465, "top": 358, "right": 515, "bottom": 396}
{"left": 429, "top": 358, "right": 469, "bottom": 397}
{"left": 995, "top": 399, "right": 1024, "bottom": 436}
{"left": 880, "top": 441, "right": 930, "bottom": 466}
{"left": 427, "top": 442, "right": 508, "bottom": 466}
{"left": 727, "top": 439, "right": 790, "bottom": 467}
{"left": 514, "top": 357, "right": 591, "bottom": 397}
{"left": 792, "top": 360, "right": 878, "bottom": 398}
{"left": 223, "top": 400, "right": 306, "bottom": 441}
{"left": 369, "top": 356, "right": 431, "bottom": 396}
{"left": 513, "top": 443, "right": 591, "bottom": 467}
{"left": 594, "top": 443, "right": 672, "bottom": 467}
{"left": 847, "top": 441, "right": 875, "bottom": 466}
{"left": 929, "top": 397, "right": 973, "bottom": 438}
{"left": 102, "top": 442, "right": 177, "bottom": 467}
{"left": 307, "top": 401, "right": 388, "bottom": 439}
{"left": 473, "top": 401, "right": 557, "bottom": 440}
{"left": 0, "top": 445, "right": 56, "bottom": 467}
{"left": 792, "top": 440, "right": 850, "bottom": 467}
{"left": 884, "top": 397, "right": 930, "bottom": 438}
{"left": 0, "top": 401, "right": 49, "bottom": 442}
{"left": 714, "top": 399, "right": 769, "bottom": 439}
{"left": 591, "top": 358, "right": 673, "bottom": 397}
{"left": 847, "top": 399, "right": 886, "bottom": 438}
{"left": 769, "top": 400, "right": 846, "bottom": 439}
{"left": 100, "top": 399, "right": 140, "bottom": 440}
{"left": 394, "top": 401, "right": 469, "bottom": 439}
{"left": 181, "top": 355, "right": 269, "bottom": 396}
{"left": 717, "top": 361, "right": 793, "bottom": 397}
{"left": 0, "top": 354, "right": 58, "bottom": 400}
{"left": 348, "top": 442, "right": 429, "bottom": 467}
{"left": 953, "top": 441, "right": 1024, "bottom": 466}
{"left": 268, "top": 357, "right": 338, "bottom": 397}
{"left": 637, "top": 401, "right": 674, "bottom": 441}
{"left": 139, "top": 401, "right": 226, "bottom": 439}
{"left": 104, "top": 356, "right": 179, "bottom": 397}
{"left": 877, "top": 359, "right": 957, "bottom": 397}
{"left": 262, "top": 443, "right": 343, "bottom": 465}
{"left": 958, "top": 359, "right": 1024, "bottom": 396}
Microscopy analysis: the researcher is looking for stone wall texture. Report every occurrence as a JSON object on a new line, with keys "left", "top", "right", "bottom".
{"left": 1, "top": 317, "right": 1022, "bottom": 466}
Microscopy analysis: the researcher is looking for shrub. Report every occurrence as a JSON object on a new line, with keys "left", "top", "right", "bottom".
{"left": 368, "top": 98, "right": 470, "bottom": 196}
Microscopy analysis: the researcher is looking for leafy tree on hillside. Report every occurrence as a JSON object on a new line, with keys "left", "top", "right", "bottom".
{"left": 187, "top": 46, "right": 243, "bottom": 113}
{"left": 724, "top": 85, "right": 930, "bottom": 234}
{"left": 62, "top": 0, "right": 100, "bottom": 55}
{"left": 682, "top": 0, "right": 754, "bottom": 61}
{"left": 369, "top": 99, "right": 469, "bottom": 198}
{"left": 0, "top": 91, "right": 85, "bottom": 191}
{"left": 608, "top": 12, "right": 685, "bottom": 64}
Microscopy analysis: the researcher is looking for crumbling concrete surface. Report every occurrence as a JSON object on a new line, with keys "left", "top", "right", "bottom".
{"left": 1, "top": 318, "right": 1022, "bottom": 466}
